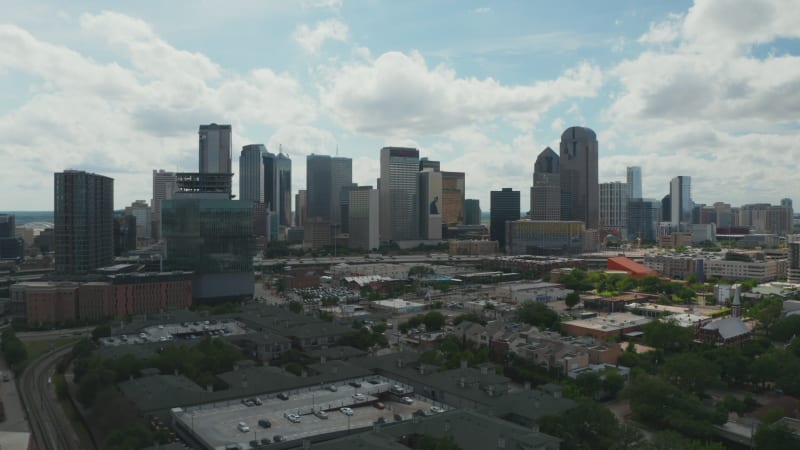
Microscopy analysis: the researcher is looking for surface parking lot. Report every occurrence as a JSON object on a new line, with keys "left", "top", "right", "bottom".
{"left": 174, "top": 379, "right": 446, "bottom": 449}
{"left": 101, "top": 320, "right": 248, "bottom": 346}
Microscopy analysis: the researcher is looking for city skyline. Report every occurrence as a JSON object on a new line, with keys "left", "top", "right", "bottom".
{"left": 1, "top": 0, "right": 799, "bottom": 211}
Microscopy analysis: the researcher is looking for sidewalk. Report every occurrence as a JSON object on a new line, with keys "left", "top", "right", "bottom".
{"left": 0, "top": 355, "right": 29, "bottom": 433}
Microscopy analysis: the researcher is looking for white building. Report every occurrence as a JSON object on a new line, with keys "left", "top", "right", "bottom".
{"left": 494, "top": 282, "right": 570, "bottom": 304}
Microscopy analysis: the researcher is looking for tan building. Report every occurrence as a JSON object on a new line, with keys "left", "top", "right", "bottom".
{"left": 561, "top": 313, "right": 652, "bottom": 340}
{"left": 659, "top": 232, "right": 692, "bottom": 248}
{"left": 441, "top": 171, "right": 465, "bottom": 225}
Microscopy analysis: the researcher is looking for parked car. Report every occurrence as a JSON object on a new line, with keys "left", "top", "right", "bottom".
{"left": 352, "top": 393, "right": 366, "bottom": 401}
{"left": 327, "top": 384, "right": 338, "bottom": 392}
{"left": 237, "top": 422, "right": 250, "bottom": 433}
{"left": 430, "top": 406, "right": 444, "bottom": 413}
{"left": 277, "top": 392, "right": 290, "bottom": 400}
{"left": 374, "top": 402, "right": 385, "bottom": 410}
{"left": 313, "top": 409, "right": 329, "bottom": 419}
{"left": 393, "top": 413, "right": 403, "bottom": 422}
{"left": 374, "top": 417, "right": 387, "bottom": 425}
{"left": 253, "top": 397, "right": 262, "bottom": 405}
{"left": 400, "top": 396, "right": 414, "bottom": 404}
{"left": 273, "top": 435, "right": 284, "bottom": 443}
{"left": 367, "top": 379, "right": 380, "bottom": 385}
{"left": 258, "top": 419, "right": 271, "bottom": 428}
{"left": 348, "top": 381, "right": 362, "bottom": 388}
{"left": 286, "top": 413, "right": 301, "bottom": 423}
{"left": 340, "top": 407, "right": 354, "bottom": 416}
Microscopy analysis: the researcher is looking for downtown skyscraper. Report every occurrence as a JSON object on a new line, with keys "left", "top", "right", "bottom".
{"left": 260, "top": 149, "right": 292, "bottom": 227}
{"left": 530, "top": 147, "right": 561, "bottom": 220}
{"left": 239, "top": 144, "right": 266, "bottom": 203}
{"left": 627, "top": 166, "right": 642, "bottom": 199}
{"left": 379, "top": 147, "right": 420, "bottom": 242}
{"left": 670, "top": 176, "right": 692, "bottom": 230}
{"left": 198, "top": 124, "right": 232, "bottom": 174}
{"left": 490, "top": 188, "right": 520, "bottom": 251}
{"left": 54, "top": 170, "right": 114, "bottom": 274}
{"left": 559, "top": 126, "right": 599, "bottom": 230}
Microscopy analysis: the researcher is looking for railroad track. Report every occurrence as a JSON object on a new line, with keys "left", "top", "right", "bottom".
{"left": 19, "top": 344, "right": 82, "bottom": 450}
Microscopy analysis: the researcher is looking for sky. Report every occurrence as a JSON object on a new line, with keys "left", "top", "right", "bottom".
{"left": 1, "top": 0, "right": 799, "bottom": 212}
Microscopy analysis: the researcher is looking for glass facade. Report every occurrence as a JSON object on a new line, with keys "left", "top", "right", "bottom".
{"left": 161, "top": 199, "right": 254, "bottom": 274}
{"left": 490, "top": 188, "right": 520, "bottom": 250}
{"left": 380, "top": 147, "right": 420, "bottom": 241}
{"left": 627, "top": 198, "right": 661, "bottom": 243}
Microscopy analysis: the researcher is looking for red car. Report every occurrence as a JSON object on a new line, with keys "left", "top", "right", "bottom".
{"left": 374, "top": 402, "right": 385, "bottom": 410}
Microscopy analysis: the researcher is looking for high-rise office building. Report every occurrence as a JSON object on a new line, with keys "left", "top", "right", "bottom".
{"left": 441, "top": 171, "right": 465, "bottom": 226}
{"left": 670, "top": 176, "right": 692, "bottom": 230}
{"left": 330, "top": 157, "right": 352, "bottom": 228}
{"left": 198, "top": 124, "right": 232, "bottom": 175}
{"left": 627, "top": 198, "right": 661, "bottom": 243}
{"left": 152, "top": 170, "right": 177, "bottom": 240}
{"left": 54, "top": 170, "right": 114, "bottom": 274}
{"left": 600, "top": 181, "right": 629, "bottom": 235}
{"left": 490, "top": 188, "right": 520, "bottom": 251}
{"left": 306, "top": 155, "right": 332, "bottom": 222}
{"left": 530, "top": 147, "right": 561, "bottom": 220}
{"left": 464, "top": 199, "right": 481, "bottom": 225}
{"left": 419, "top": 170, "right": 443, "bottom": 240}
{"left": 559, "top": 127, "right": 599, "bottom": 229}
{"left": 0, "top": 214, "right": 23, "bottom": 261}
{"left": 295, "top": 190, "right": 307, "bottom": 227}
{"left": 788, "top": 235, "right": 800, "bottom": 283}
{"left": 162, "top": 199, "right": 254, "bottom": 302}
{"left": 339, "top": 183, "right": 358, "bottom": 234}
{"left": 239, "top": 144, "right": 265, "bottom": 203}
{"left": 276, "top": 152, "right": 292, "bottom": 227}
{"left": 419, "top": 157, "right": 441, "bottom": 172}
{"left": 661, "top": 194, "right": 671, "bottom": 222}
{"left": 626, "top": 166, "right": 642, "bottom": 199}
{"left": 380, "top": 147, "right": 420, "bottom": 242}
{"left": 126, "top": 200, "right": 151, "bottom": 247}
{"left": 349, "top": 187, "right": 380, "bottom": 250}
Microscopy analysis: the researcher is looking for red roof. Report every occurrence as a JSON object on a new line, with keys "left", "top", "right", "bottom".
{"left": 607, "top": 257, "right": 658, "bottom": 278}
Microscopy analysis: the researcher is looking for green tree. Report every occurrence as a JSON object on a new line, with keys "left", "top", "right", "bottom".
{"left": 602, "top": 371, "right": 626, "bottom": 399}
{"left": 540, "top": 400, "right": 621, "bottom": 450}
{"left": 610, "top": 425, "right": 647, "bottom": 450}
{"left": 516, "top": 302, "right": 560, "bottom": 331}
{"left": 770, "top": 315, "right": 800, "bottom": 342}
{"left": 423, "top": 311, "right": 446, "bottom": 331}
{"left": 288, "top": 300, "right": 303, "bottom": 314}
{"left": 754, "top": 422, "right": 800, "bottom": 450}
{"left": 415, "top": 433, "right": 461, "bottom": 450}
{"left": 661, "top": 353, "right": 721, "bottom": 395}
{"left": 565, "top": 292, "right": 581, "bottom": 309}
{"left": 453, "top": 312, "right": 486, "bottom": 326}
{"left": 641, "top": 320, "right": 694, "bottom": 352}
{"left": 0, "top": 329, "right": 27, "bottom": 367}
{"left": 92, "top": 324, "right": 112, "bottom": 340}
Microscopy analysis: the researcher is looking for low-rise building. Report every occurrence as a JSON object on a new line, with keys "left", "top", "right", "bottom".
{"left": 449, "top": 239, "right": 498, "bottom": 255}
{"left": 561, "top": 312, "right": 652, "bottom": 340}
{"left": 493, "top": 282, "right": 570, "bottom": 304}
{"left": 699, "top": 317, "right": 751, "bottom": 346}
{"left": 371, "top": 298, "right": 426, "bottom": 314}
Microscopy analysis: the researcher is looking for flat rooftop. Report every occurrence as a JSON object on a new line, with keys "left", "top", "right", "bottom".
{"left": 562, "top": 312, "right": 652, "bottom": 331}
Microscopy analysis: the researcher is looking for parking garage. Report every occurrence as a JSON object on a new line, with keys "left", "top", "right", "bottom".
{"left": 171, "top": 377, "right": 449, "bottom": 449}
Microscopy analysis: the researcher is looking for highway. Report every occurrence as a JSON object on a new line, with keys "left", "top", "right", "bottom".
{"left": 19, "top": 344, "right": 83, "bottom": 450}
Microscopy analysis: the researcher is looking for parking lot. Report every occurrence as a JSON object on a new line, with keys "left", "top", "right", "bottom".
{"left": 100, "top": 320, "right": 249, "bottom": 346}
{"left": 173, "top": 378, "right": 446, "bottom": 449}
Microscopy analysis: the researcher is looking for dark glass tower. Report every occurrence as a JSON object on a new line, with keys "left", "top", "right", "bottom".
{"left": 54, "top": 170, "right": 114, "bottom": 274}
{"left": 559, "top": 127, "right": 599, "bottom": 229}
{"left": 276, "top": 153, "right": 292, "bottom": 227}
{"left": 490, "top": 188, "right": 520, "bottom": 251}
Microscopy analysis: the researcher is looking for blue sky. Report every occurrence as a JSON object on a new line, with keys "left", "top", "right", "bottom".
{"left": 1, "top": 0, "right": 798, "bottom": 211}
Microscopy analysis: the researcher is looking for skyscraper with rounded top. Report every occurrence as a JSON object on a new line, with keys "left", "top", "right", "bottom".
{"left": 559, "top": 126, "right": 599, "bottom": 230}
{"left": 239, "top": 144, "right": 265, "bottom": 203}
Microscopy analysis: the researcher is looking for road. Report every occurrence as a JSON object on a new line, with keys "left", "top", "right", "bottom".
{"left": 18, "top": 344, "right": 83, "bottom": 450}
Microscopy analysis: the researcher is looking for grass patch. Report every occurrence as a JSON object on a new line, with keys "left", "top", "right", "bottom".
{"left": 23, "top": 337, "right": 80, "bottom": 362}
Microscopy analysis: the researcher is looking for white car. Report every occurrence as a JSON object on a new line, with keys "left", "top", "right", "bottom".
{"left": 401, "top": 396, "right": 414, "bottom": 404}
{"left": 237, "top": 422, "right": 250, "bottom": 432}
{"left": 340, "top": 407, "right": 354, "bottom": 416}
{"left": 286, "top": 414, "right": 301, "bottom": 423}
{"left": 430, "top": 406, "right": 444, "bottom": 413}
{"left": 352, "top": 393, "right": 366, "bottom": 401}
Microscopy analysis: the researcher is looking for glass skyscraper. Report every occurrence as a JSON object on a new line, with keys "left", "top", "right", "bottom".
{"left": 380, "top": 147, "right": 420, "bottom": 241}
{"left": 490, "top": 187, "right": 520, "bottom": 251}
{"left": 198, "top": 124, "right": 232, "bottom": 175}
{"left": 239, "top": 144, "right": 265, "bottom": 203}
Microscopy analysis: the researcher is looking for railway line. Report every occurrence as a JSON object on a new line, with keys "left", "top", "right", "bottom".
{"left": 18, "top": 344, "right": 83, "bottom": 450}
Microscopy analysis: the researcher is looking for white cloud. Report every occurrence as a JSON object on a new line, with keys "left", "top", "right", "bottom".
{"left": 472, "top": 7, "right": 493, "bottom": 14}
{"left": 0, "top": 12, "right": 318, "bottom": 209}
{"left": 638, "top": 13, "right": 683, "bottom": 44}
{"left": 293, "top": 19, "right": 349, "bottom": 55}
{"left": 302, "top": 0, "right": 343, "bottom": 9}
{"left": 319, "top": 50, "right": 602, "bottom": 135}
{"left": 604, "top": 0, "right": 800, "bottom": 205}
